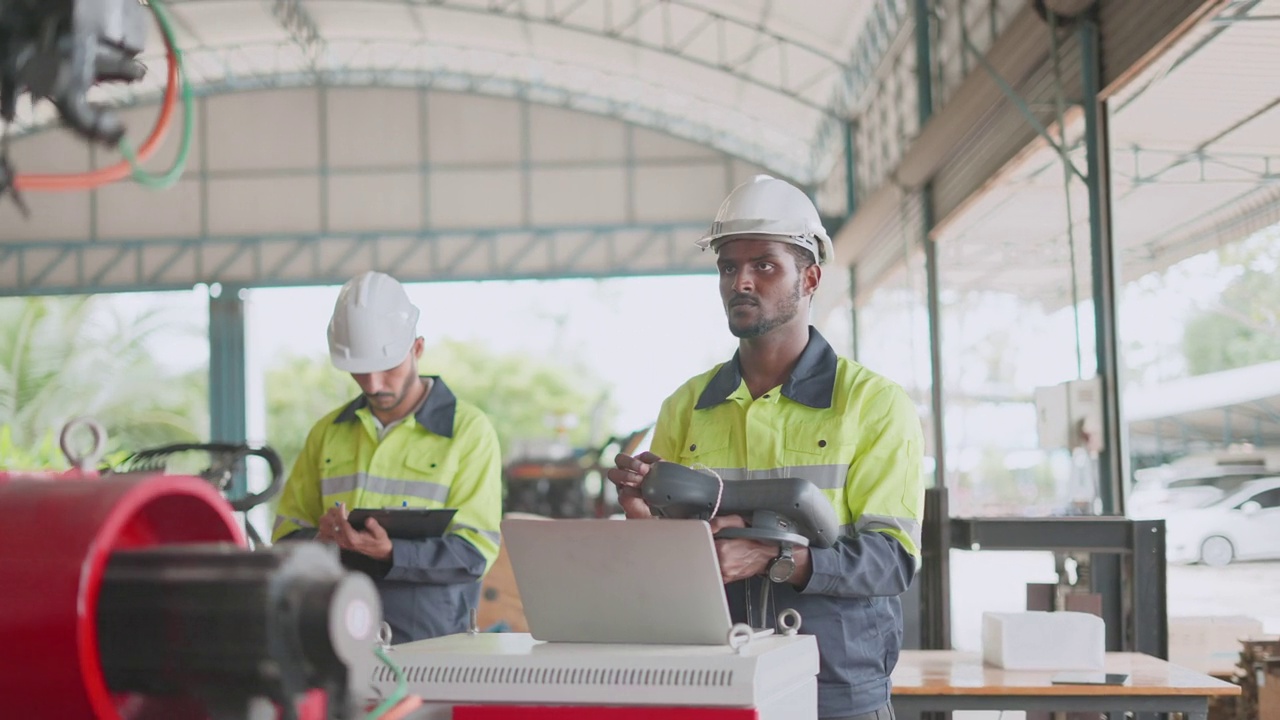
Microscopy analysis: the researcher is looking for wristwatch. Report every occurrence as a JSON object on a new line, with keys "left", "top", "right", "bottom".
{"left": 767, "top": 544, "right": 796, "bottom": 584}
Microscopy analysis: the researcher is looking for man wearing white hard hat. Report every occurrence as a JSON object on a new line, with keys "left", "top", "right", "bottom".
{"left": 273, "top": 271, "right": 503, "bottom": 643}
{"left": 608, "top": 175, "right": 924, "bottom": 720}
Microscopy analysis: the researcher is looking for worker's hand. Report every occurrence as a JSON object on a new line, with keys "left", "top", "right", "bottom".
{"left": 606, "top": 451, "right": 662, "bottom": 520}
{"left": 316, "top": 504, "right": 348, "bottom": 544}
{"left": 336, "top": 516, "right": 393, "bottom": 562}
{"left": 714, "top": 537, "right": 775, "bottom": 585}
{"left": 709, "top": 514, "right": 748, "bottom": 534}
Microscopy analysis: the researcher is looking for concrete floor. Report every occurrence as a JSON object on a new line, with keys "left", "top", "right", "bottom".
{"left": 1167, "top": 559, "right": 1280, "bottom": 634}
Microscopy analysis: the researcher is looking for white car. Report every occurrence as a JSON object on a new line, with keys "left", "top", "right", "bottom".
{"left": 1164, "top": 477, "right": 1280, "bottom": 567}
{"left": 1129, "top": 466, "right": 1272, "bottom": 519}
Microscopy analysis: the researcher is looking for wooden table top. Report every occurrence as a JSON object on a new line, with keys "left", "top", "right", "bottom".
{"left": 891, "top": 651, "right": 1241, "bottom": 697}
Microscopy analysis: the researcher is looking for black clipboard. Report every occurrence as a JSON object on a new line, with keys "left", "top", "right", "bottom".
{"left": 347, "top": 508, "right": 457, "bottom": 539}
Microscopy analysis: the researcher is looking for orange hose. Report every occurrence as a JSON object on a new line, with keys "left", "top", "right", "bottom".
{"left": 13, "top": 22, "right": 179, "bottom": 192}
{"left": 379, "top": 696, "right": 425, "bottom": 720}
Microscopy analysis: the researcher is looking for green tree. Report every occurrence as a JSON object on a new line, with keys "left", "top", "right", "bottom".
{"left": 263, "top": 354, "right": 356, "bottom": 474}
{"left": 423, "top": 339, "right": 613, "bottom": 453}
{"left": 262, "top": 340, "right": 615, "bottom": 474}
{"left": 0, "top": 296, "right": 207, "bottom": 469}
{"left": 1182, "top": 232, "right": 1280, "bottom": 375}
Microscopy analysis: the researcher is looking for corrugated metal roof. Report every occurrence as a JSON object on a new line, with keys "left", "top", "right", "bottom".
{"left": 887, "top": 0, "right": 1280, "bottom": 307}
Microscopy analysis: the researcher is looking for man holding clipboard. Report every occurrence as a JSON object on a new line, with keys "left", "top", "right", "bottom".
{"left": 272, "top": 271, "right": 504, "bottom": 644}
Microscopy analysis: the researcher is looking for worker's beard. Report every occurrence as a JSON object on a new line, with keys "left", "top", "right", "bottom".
{"left": 366, "top": 371, "right": 421, "bottom": 411}
{"left": 728, "top": 279, "right": 804, "bottom": 339}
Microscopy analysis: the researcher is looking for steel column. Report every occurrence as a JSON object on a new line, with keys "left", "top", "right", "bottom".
{"left": 1080, "top": 11, "right": 1125, "bottom": 515}
{"left": 844, "top": 119, "right": 858, "bottom": 217}
{"left": 916, "top": 0, "right": 946, "bottom": 492}
{"left": 920, "top": 488, "right": 951, "bottom": 650}
{"left": 846, "top": 119, "right": 860, "bottom": 362}
{"left": 912, "top": 0, "right": 952, "bottom": 669}
{"left": 1130, "top": 520, "right": 1169, "bottom": 659}
{"left": 924, "top": 193, "right": 945, "bottom": 491}
{"left": 209, "top": 285, "right": 248, "bottom": 501}
{"left": 849, "top": 265, "right": 860, "bottom": 360}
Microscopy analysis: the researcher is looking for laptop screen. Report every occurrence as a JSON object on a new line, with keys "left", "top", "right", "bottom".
{"left": 500, "top": 518, "right": 737, "bottom": 645}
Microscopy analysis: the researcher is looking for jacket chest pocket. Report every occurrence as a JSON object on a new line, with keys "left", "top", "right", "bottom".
{"left": 784, "top": 418, "right": 853, "bottom": 459}
{"left": 399, "top": 448, "right": 456, "bottom": 507}
{"left": 675, "top": 432, "right": 732, "bottom": 468}
{"left": 404, "top": 449, "right": 453, "bottom": 482}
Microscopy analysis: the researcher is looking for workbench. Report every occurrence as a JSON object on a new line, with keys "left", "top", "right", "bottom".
{"left": 891, "top": 650, "right": 1240, "bottom": 720}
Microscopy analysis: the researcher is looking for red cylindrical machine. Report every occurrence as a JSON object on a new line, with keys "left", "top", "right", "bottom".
{"left": 0, "top": 471, "right": 245, "bottom": 720}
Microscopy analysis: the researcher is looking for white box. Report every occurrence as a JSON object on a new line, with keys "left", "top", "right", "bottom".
{"left": 982, "top": 612, "right": 1106, "bottom": 670}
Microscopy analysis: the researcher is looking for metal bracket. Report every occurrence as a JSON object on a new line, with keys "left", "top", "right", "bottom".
{"left": 59, "top": 417, "right": 107, "bottom": 471}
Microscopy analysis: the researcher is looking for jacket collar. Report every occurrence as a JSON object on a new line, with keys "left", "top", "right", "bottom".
{"left": 335, "top": 375, "right": 457, "bottom": 438}
{"left": 695, "top": 327, "right": 837, "bottom": 410}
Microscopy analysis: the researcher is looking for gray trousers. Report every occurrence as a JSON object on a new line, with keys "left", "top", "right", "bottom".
{"left": 824, "top": 702, "right": 896, "bottom": 720}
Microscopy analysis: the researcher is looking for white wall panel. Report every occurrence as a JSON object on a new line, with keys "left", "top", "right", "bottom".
{"left": 730, "top": 160, "right": 771, "bottom": 186}
{"left": 326, "top": 89, "right": 422, "bottom": 169}
{"left": 633, "top": 164, "right": 726, "bottom": 223}
{"left": 427, "top": 93, "right": 522, "bottom": 165}
{"left": 8, "top": 127, "right": 93, "bottom": 174}
{"left": 207, "top": 176, "right": 322, "bottom": 235}
{"left": 0, "top": 192, "right": 91, "bottom": 241}
{"left": 327, "top": 173, "right": 423, "bottom": 231}
{"left": 529, "top": 106, "right": 626, "bottom": 163}
{"left": 529, "top": 168, "right": 627, "bottom": 226}
{"left": 98, "top": 180, "right": 203, "bottom": 239}
{"left": 428, "top": 169, "right": 522, "bottom": 228}
{"left": 205, "top": 89, "right": 321, "bottom": 172}
{"left": 632, "top": 126, "right": 720, "bottom": 161}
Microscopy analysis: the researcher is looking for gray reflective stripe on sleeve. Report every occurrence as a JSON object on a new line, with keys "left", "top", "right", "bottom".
{"left": 273, "top": 514, "right": 314, "bottom": 530}
{"left": 451, "top": 524, "right": 502, "bottom": 545}
{"left": 703, "top": 464, "right": 847, "bottom": 490}
{"left": 855, "top": 514, "right": 922, "bottom": 545}
{"left": 320, "top": 473, "right": 451, "bottom": 503}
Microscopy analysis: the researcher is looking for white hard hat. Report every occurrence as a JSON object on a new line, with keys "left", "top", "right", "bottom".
{"left": 696, "top": 174, "right": 833, "bottom": 266}
{"left": 327, "top": 271, "right": 420, "bottom": 374}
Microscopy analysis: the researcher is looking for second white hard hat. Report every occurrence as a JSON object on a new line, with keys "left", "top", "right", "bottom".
{"left": 696, "top": 174, "right": 833, "bottom": 266}
{"left": 327, "top": 271, "right": 420, "bottom": 374}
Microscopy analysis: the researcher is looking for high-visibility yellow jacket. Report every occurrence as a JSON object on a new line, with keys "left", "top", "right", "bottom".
{"left": 650, "top": 328, "right": 924, "bottom": 718}
{"left": 272, "top": 377, "right": 502, "bottom": 643}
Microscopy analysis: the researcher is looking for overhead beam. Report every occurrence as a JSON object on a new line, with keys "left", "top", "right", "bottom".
{"left": 0, "top": 223, "right": 711, "bottom": 297}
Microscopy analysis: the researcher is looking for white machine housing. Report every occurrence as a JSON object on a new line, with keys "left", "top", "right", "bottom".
{"left": 369, "top": 632, "right": 819, "bottom": 718}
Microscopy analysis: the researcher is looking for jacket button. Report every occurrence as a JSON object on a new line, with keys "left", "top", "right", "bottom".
{"left": 818, "top": 440, "right": 827, "bottom": 448}
{"left": 690, "top": 444, "right": 697, "bottom": 452}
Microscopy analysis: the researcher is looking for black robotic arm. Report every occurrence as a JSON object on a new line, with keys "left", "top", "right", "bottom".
{"left": 641, "top": 461, "right": 842, "bottom": 549}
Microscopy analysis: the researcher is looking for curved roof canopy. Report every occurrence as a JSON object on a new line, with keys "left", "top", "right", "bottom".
{"left": 17, "top": 0, "right": 897, "bottom": 185}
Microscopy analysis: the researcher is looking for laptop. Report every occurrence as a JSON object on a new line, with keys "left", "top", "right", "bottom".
{"left": 501, "top": 518, "right": 753, "bottom": 645}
